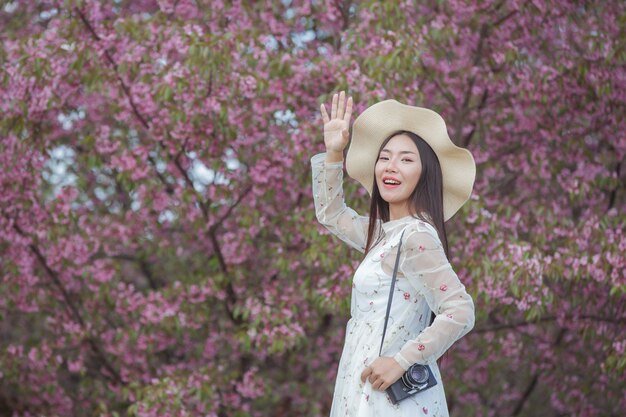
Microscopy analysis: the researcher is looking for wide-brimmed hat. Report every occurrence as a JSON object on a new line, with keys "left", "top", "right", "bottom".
{"left": 345, "top": 99, "right": 476, "bottom": 222}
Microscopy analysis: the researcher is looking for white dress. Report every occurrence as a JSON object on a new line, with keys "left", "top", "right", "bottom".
{"left": 311, "top": 153, "right": 475, "bottom": 417}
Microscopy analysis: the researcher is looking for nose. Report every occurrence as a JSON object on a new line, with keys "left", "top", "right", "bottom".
{"left": 384, "top": 158, "right": 398, "bottom": 173}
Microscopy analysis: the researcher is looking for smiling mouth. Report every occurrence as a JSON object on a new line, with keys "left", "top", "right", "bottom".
{"left": 382, "top": 177, "right": 401, "bottom": 188}
{"left": 382, "top": 178, "right": 401, "bottom": 188}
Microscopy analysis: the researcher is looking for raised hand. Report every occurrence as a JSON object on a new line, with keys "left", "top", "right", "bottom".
{"left": 320, "top": 90, "right": 353, "bottom": 161}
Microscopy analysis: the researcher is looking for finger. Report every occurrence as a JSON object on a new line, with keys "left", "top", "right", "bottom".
{"left": 331, "top": 93, "right": 338, "bottom": 119}
{"left": 337, "top": 90, "right": 345, "bottom": 120}
{"left": 343, "top": 96, "right": 353, "bottom": 122}
{"left": 360, "top": 367, "right": 372, "bottom": 383}
{"left": 372, "top": 379, "right": 383, "bottom": 391}
{"left": 320, "top": 104, "right": 330, "bottom": 125}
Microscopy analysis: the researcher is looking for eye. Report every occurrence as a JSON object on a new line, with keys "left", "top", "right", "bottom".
{"left": 402, "top": 158, "right": 413, "bottom": 162}
{"left": 377, "top": 156, "right": 389, "bottom": 161}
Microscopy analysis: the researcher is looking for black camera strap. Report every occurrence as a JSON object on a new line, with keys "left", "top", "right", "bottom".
{"left": 379, "top": 229, "right": 406, "bottom": 357}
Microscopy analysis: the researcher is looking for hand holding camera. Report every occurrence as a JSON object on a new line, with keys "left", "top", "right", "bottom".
{"left": 360, "top": 356, "right": 406, "bottom": 391}
{"left": 361, "top": 357, "right": 437, "bottom": 405}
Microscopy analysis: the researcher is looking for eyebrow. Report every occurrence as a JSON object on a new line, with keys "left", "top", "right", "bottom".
{"left": 379, "top": 149, "right": 417, "bottom": 155}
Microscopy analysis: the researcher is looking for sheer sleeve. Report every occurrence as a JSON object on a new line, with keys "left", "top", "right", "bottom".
{"left": 392, "top": 224, "right": 475, "bottom": 370}
{"left": 310, "top": 152, "right": 369, "bottom": 253}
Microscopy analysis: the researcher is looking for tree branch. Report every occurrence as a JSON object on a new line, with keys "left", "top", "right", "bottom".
{"left": 512, "top": 328, "right": 566, "bottom": 416}
{"left": 475, "top": 314, "right": 626, "bottom": 333}
{"left": 11, "top": 221, "right": 124, "bottom": 386}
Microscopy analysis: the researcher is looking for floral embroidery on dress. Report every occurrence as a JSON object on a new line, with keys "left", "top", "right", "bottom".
{"left": 310, "top": 153, "right": 475, "bottom": 417}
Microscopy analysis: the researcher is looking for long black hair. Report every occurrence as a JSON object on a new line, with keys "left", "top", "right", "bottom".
{"left": 363, "top": 130, "right": 451, "bottom": 365}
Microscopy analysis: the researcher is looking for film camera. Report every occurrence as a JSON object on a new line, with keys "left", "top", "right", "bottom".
{"left": 386, "top": 363, "right": 437, "bottom": 404}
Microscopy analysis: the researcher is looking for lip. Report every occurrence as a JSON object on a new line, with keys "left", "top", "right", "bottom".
{"left": 381, "top": 176, "right": 402, "bottom": 189}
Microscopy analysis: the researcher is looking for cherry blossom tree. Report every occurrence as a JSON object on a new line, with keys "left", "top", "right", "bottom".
{"left": 0, "top": 1, "right": 624, "bottom": 416}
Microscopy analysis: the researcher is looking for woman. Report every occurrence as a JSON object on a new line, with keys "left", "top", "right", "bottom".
{"left": 311, "top": 91, "right": 476, "bottom": 416}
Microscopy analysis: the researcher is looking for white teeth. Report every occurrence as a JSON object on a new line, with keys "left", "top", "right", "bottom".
{"left": 384, "top": 179, "right": 400, "bottom": 185}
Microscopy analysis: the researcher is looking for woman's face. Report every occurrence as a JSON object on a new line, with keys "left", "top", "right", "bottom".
{"left": 375, "top": 134, "right": 422, "bottom": 207}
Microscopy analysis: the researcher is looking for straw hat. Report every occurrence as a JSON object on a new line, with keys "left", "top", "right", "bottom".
{"left": 345, "top": 99, "right": 476, "bottom": 222}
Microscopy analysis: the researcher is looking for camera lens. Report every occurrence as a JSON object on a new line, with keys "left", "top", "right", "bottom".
{"left": 405, "top": 364, "right": 429, "bottom": 386}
